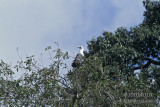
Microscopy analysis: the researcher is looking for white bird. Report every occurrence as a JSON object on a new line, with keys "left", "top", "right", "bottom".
{"left": 76, "top": 46, "right": 84, "bottom": 60}
{"left": 72, "top": 46, "right": 84, "bottom": 67}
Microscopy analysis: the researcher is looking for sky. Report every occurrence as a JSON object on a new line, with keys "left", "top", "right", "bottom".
{"left": 0, "top": 0, "right": 145, "bottom": 77}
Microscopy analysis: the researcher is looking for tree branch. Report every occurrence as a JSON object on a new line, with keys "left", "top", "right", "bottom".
{"left": 132, "top": 58, "right": 160, "bottom": 71}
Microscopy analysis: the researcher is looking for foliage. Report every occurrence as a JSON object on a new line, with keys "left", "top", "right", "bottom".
{"left": 0, "top": 0, "right": 160, "bottom": 106}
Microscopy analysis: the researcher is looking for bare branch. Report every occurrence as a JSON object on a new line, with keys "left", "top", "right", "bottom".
{"left": 132, "top": 58, "right": 160, "bottom": 71}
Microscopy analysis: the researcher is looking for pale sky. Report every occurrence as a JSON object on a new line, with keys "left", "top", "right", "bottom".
{"left": 0, "top": 0, "right": 145, "bottom": 76}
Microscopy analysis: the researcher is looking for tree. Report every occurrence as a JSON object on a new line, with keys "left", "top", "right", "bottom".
{"left": 0, "top": 0, "right": 159, "bottom": 106}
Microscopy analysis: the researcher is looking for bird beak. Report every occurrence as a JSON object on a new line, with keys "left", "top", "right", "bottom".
{"left": 77, "top": 46, "right": 81, "bottom": 48}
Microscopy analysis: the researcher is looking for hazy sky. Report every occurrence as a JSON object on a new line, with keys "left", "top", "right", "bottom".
{"left": 0, "top": 0, "right": 145, "bottom": 70}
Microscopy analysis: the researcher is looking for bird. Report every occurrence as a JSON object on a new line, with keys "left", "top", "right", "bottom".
{"left": 72, "top": 46, "right": 84, "bottom": 68}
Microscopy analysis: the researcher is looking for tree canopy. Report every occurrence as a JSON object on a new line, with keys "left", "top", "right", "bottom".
{"left": 0, "top": 0, "right": 160, "bottom": 106}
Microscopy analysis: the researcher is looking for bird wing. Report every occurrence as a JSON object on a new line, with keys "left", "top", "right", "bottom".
{"left": 75, "top": 53, "right": 83, "bottom": 60}
{"left": 72, "top": 52, "right": 84, "bottom": 68}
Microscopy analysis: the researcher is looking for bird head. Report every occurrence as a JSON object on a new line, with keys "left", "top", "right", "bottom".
{"left": 77, "top": 46, "right": 83, "bottom": 49}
